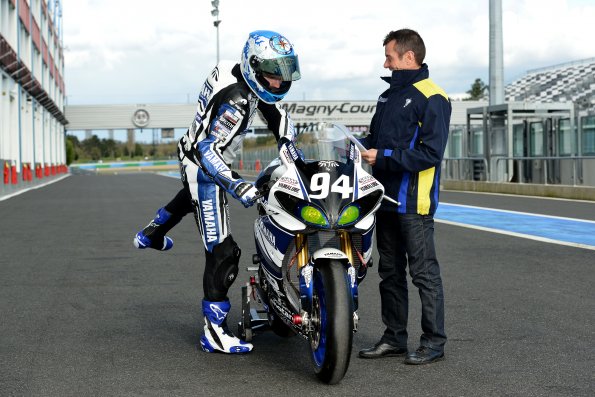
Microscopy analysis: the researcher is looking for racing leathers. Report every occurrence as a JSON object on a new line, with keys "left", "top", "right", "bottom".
{"left": 179, "top": 60, "right": 296, "bottom": 254}
{"left": 137, "top": 60, "right": 297, "bottom": 304}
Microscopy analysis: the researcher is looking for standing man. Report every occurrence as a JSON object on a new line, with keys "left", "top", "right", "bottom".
{"left": 358, "top": 29, "right": 451, "bottom": 365}
{"left": 133, "top": 30, "right": 301, "bottom": 354}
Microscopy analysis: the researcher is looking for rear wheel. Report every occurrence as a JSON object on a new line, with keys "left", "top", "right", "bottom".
{"left": 309, "top": 260, "right": 354, "bottom": 384}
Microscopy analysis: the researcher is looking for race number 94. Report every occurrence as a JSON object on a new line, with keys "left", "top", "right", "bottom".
{"left": 309, "top": 173, "right": 353, "bottom": 199}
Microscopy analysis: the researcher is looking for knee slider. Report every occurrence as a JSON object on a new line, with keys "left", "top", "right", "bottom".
{"left": 204, "top": 237, "right": 241, "bottom": 300}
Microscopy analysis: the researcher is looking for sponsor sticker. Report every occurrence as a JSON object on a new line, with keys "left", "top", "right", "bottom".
{"left": 279, "top": 176, "right": 298, "bottom": 186}
{"left": 318, "top": 160, "right": 339, "bottom": 169}
{"left": 198, "top": 81, "right": 213, "bottom": 111}
{"left": 269, "top": 35, "right": 292, "bottom": 55}
{"left": 203, "top": 150, "right": 227, "bottom": 173}
{"left": 359, "top": 175, "right": 379, "bottom": 191}
{"left": 301, "top": 265, "right": 313, "bottom": 288}
{"left": 257, "top": 219, "right": 276, "bottom": 248}
{"left": 201, "top": 199, "right": 218, "bottom": 243}
{"left": 288, "top": 143, "right": 299, "bottom": 161}
{"left": 278, "top": 182, "right": 300, "bottom": 193}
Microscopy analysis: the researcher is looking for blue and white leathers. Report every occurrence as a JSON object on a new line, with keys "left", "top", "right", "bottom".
{"left": 178, "top": 60, "right": 297, "bottom": 252}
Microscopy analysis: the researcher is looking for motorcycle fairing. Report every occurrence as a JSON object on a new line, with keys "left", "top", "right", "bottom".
{"left": 253, "top": 216, "right": 294, "bottom": 279}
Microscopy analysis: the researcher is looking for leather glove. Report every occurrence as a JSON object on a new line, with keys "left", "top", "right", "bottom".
{"left": 234, "top": 182, "right": 259, "bottom": 208}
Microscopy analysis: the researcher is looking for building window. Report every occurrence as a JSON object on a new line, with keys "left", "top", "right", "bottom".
{"left": 448, "top": 126, "right": 462, "bottom": 158}
{"left": 471, "top": 126, "right": 483, "bottom": 156}
{"left": 582, "top": 115, "right": 595, "bottom": 156}
{"left": 513, "top": 123, "right": 524, "bottom": 157}
{"left": 529, "top": 121, "right": 544, "bottom": 156}
{"left": 558, "top": 118, "right": 574, "bottom": 156}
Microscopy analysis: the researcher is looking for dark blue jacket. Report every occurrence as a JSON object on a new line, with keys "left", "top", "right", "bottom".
{"left": 361, "top": 64, "right": 451, "bottom": 215}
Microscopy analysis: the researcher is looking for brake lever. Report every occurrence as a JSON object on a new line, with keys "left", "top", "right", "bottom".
{"left": 383, "top": 195, "right": 401, "bottom": 206}
{"left": 249, "top": 190, "right": 265, "bottom": 204}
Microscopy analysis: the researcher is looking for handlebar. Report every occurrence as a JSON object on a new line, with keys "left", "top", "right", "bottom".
{"left": 249, "top": 191, "right": 265, "bottom": 204}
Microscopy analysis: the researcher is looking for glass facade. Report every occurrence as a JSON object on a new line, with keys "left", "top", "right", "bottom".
{"left": 582, "top": 115, "right": 595, "bottom": 155}
{"left": 448, "top": 127, "right": 462, "bottom": 158}
{"left": 529, "top": 122, "right": 544, "bottom": 156}
{"left": 558, "top": 118, "right": 574, "bottom": 156}
{"left": 513, "top": 123, "right": 524, "bottom": 157}
{"left": 471, "top": 126, "right": 483, "bottom": 156}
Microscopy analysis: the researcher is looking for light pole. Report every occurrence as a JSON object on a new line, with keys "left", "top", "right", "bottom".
{"left": 211, "top": 1, "right": 221, "bottom": 64}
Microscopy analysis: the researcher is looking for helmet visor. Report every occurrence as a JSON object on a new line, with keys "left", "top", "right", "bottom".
{"left": 255, "top": 56, "right": 301, "bottom": 81}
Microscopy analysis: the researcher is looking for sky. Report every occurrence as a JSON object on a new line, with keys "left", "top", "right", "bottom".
{"left": 62, "top": 0, "right": 595, "bottom": 107}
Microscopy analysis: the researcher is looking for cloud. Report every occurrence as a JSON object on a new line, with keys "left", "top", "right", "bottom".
{"left": 63, "top": 0, "right": 595, "bottom": 104}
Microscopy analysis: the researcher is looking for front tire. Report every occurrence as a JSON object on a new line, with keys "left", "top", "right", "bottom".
{"left": 310, "top": 260, "right": 354, "bottom": 384}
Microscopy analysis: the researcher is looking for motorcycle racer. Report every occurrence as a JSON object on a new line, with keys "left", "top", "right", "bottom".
{"left": 133, "top": 30, "right": 301, "bottom": 354}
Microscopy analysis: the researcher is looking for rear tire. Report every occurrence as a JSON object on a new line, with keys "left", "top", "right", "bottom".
{"left": 309, "top": 260, "right": 354, "bottom": 384}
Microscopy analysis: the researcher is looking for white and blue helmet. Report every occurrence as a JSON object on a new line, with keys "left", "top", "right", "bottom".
{"left": 240, "top": 30, "right": 301, "bottom": 104}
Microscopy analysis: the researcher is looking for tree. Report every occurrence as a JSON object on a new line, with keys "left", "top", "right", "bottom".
{"left": 65, "top": 137, "right": 75, "bottom": 165}
{"left": 465, "top": 78, "right": 488, "bottom": 101}
{"left": 134, "top": 143, "right": 144, "bottom": 157}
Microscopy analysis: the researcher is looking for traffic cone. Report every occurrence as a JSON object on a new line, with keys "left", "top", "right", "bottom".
{"left": 11, "top": 162, "right": 17, "bottom": 184}
{"left": 3, "top": 162, "right": 9, "bottom": 185}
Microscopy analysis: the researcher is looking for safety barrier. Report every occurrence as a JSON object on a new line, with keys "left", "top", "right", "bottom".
{"left": 0, "top": 158, "right": 69, "bottom": 199}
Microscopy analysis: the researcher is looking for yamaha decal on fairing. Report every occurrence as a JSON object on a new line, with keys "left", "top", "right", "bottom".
{"left": 287, "top": 142, "right": 300, "bottom": 161}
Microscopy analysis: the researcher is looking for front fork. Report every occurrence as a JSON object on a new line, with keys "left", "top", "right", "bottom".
{"left": 295, "top": 232, "right": 359, "bottom": 332}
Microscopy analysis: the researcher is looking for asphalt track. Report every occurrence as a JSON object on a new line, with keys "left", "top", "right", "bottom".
{"left": 0, "top": 173, "right": 593, "bottom": 396}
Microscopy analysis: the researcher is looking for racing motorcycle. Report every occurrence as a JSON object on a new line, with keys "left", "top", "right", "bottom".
{"left": 238, "top": 123, "right": 388, "bottom": 384}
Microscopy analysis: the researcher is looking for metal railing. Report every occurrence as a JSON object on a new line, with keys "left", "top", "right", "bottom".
{"left": 444, "top": 156, "right": 595, "bottom": 186}
{"left": 494, "top": 156, "right": 595, "bottom": 186}
{"left": 443, "top": 157, "right": 489, "bottom": 181}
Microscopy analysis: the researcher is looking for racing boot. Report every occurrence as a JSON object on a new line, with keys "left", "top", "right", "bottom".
{"left": 133, "top": 207, "right": 181, "bottom": 251}
{"left": 200, "top": 299, "right": 253, "bottom": 354}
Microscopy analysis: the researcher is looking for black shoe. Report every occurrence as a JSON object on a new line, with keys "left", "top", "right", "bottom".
{"left": 358, "top": 342, "right": 407, "bottom": 359}
{"left": 404, "top": 346, "right": 444, "bottom": 365}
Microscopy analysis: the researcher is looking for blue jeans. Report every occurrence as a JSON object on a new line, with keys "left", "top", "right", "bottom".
{"left": 376, "top": 211, "right": 446, "bottom": 352}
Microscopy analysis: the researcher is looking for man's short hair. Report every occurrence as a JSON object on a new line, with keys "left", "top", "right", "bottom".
{"left": 383, "top": 29, "right": 426, "bottom": 65}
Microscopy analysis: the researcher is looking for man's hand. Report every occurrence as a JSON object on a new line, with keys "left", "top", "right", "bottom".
{"left": 361, "top": 149, "right": 378, "bottom": 166}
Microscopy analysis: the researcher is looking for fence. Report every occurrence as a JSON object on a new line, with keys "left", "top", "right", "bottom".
{"left": 443, "top": 156, "right": 595, "bottom": 187}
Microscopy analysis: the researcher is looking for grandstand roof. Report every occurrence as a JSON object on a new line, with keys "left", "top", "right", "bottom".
{"left": 505, "top": 57, "right": 595, "bottom": 110}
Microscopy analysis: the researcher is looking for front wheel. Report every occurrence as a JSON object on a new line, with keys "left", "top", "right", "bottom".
{"left": 309, "top": 260, "right": 354, "bottom": 384}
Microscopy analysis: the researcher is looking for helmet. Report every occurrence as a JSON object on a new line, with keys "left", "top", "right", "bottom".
{"left": 240, "top": 30, "right": 301, "bottom": 104}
